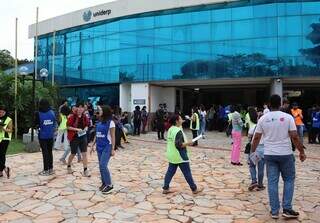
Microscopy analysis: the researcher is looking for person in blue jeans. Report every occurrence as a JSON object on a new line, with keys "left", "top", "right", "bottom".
{"left": 91, "top": 105, "right": 116, "bottom": 194}
{"left": 251, "top": 95, "right": 306, "bottom": 220}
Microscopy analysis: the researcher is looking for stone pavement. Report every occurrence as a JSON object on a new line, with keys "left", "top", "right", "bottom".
{"left": 0, "top": 131, "right": 319, "bottom": 223}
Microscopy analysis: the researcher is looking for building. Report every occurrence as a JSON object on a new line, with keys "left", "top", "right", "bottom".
{"left": 29, "top": 0, "right": 320, "bottom": 112}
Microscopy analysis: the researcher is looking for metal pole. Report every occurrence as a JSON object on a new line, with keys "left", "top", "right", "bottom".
{"left": 31, "top": 7, "right": 39, "bottom": 142}
{"left": 52, "top": 30, "right": 56, "bottom": 86}
{"left": 14, "top": 18, "right": 18, "bottom": 139}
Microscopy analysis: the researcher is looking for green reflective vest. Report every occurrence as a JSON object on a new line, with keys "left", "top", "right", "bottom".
{"left": 166, "top": 126, "right": 189, "bottom": 164}
{"left": 0, "top": 117, "right": 12, "bottom": 142}
{"left": 58, "top": 114, "right": 67, "bottom": 130}
{"left": 190, "top": 113, "right": 200, "bottom": 130}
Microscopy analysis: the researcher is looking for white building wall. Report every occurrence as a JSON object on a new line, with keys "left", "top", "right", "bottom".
{"left": 149, "top": 85, "right": 176, "bottom": 113}
{"left": 119, "top": 83, "right": 131, "bottom": 112}
{"left": 131, "top": 83, "right": 149, "bottom": 112}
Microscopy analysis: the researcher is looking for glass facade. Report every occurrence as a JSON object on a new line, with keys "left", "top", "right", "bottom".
{"left": 36, "top": 0, "right": 320, "bottom": 86}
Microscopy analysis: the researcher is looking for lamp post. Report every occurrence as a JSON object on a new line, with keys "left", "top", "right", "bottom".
{"left": 19, "top": 66, "right": 29, "bottom": 84}
{"left": 39, "top": 68, "right": 48, "bottom": 87}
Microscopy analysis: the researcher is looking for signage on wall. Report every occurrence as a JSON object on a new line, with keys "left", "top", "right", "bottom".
{"left": 133, "top": 99, "right": 146, "bottom": 105}
{"left": 83, "top": 9, "right": 112, "bottom": 22}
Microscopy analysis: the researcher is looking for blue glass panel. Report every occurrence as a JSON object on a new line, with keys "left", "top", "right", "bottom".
{"left": 278, "top": 37, "right": 302, "bottom": 56}
{"left": 192, "top": 42, "right": 211, "bottom": 60}
{"left": 153, "top": 63, "right": 172, "bottom": 80}
{"left": 93, "top": 36, "right": 106, "bottom": 52}
{"left": 192, "top": 23, "right": 211, "bottom": 42}
{"left": 232, "top": 20, "right": 253, "bottom": 39}
{"left": 108, "top": 50, "right": 120, "bottom": 66}
{"left": 154, "top": 46, "right": 172, "bottom": 63}
{"left": 82, "top": 54, "right": 94, "bottom": 70}
{"left": 230, "top": 40, "right": 252, "bottom": 55}
{"left": 120, "top": 48, "right": 137, "bottom": 65}
{"left": 137, "top": 30, "right": 154, "bottom": 47}
{"left": 154, "top": 27, "right": 172, "bottom": 45}
{"left": 155, "top": 14, "right": 172, "bottom": 27}
{"left": 94, "top": 52, "right": 107, "bottom": 68}
{"left": 120, "top": 32, "right": 137, "bottom": 48}
{"left": 136, "top": 16, "right": 154, "bottom": 29}
{"left": 137, "top": 47, "right": 153, "bottom": 64}
{"left": 70, "top": 41, "right": 80, "bottom": 56}
{"left": 120, "top": 18, "right": 137, "bottom": 32}
{"left": 278, "top": 16, "right": 302, "bottom": 36}
{"left": 212, "top": 8, "right": 231, "bottom": 22}
{"left": 82, "top": 39, "right": 94, "bottom": 54}
{"left": 278, "top": 3, "right": 302, "bottom": 16}
{"left": 172, "top": 26, "right": 191, "bottom": 44}
{"left": 212, "top": 22, "right": 232, "bottom": 41}
{"left": 106, "top": 21, "right": 119, "bottom": 34}
{"left": 232, "top": 6, "right": 253, "bottom": 20}
{"left": 253, "top": 18, "right": 277, "bottom": 38}
{"left": 252, "top": 38, "right": 277, "bottom": 57}
{"left": 172, "top": 44, "right": 192, "bottom": 62}
{"left": 253, "top": 4, "right": 277, "bottom": 18}
{"left": 302, "top": 2, "right": 320, "bottom": 14}
{"left": 106, "top": 34, "right": 119, "bottom": 51}
{"left": 172, "top": 12, "right": 191, "bottom": 26}
{"left": 212, "top": 41, "right": 233, "bottom": 56}
{"left": 191, "top": 10, "right": 211, "bottom": 24}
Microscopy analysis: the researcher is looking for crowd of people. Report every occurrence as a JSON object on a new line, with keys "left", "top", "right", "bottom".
{"left": 0, "top": 94, "right": 314, "bottom": 220}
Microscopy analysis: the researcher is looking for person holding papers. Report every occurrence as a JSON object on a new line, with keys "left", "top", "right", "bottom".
{"left": 162, "top": 114, "right": 203, "bottom": 195}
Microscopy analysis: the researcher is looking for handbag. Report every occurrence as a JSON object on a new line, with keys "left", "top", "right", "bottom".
{"left": 244, "top": 142, "right": 251, "bottom": 154}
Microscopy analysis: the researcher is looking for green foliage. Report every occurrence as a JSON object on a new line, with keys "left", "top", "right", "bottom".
{"left": 7, "top": 139, "right": 25, "bottom": 155}
{"left": 0, "top": 73, "right": 59, "bottom": 135}
{"left": 0, "top": 49, "right": 14, "bottom": 71}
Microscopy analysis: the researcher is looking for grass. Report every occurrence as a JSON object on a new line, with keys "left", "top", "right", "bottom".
{"left": 7, "top": 139, "right": 25, "bottom": 155}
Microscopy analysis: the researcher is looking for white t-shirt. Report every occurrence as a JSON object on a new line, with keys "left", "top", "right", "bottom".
{"left": 263, "top": 108, "right": 270, "bottom": 115}
{"left": 255, "top": 111, "right": 296, "bottom": 155}
{"left": 200, "top": 111, "right": 207, "bottom": 120}
{"left": 107, "top": 121, "right": 115, "bottom": 144}
{"left": 248, "top": 125, "right": 264, "bottom": 145}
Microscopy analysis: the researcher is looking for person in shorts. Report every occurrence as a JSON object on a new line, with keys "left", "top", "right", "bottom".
{"left": 66, "top": 102, "right": 91, "bottom": 177}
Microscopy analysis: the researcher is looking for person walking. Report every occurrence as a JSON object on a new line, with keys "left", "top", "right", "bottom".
{"left": 0, "top": 105, "right": 12, "bottom": 178}
{"left": 54, "top": 105, "right": 70, "bottom": 151}
{"left": 91, "top": 105, "right": 116, "bottom": 194}
{"left": 133, "top": 106, "right": 142, "bottom": 136}
{"left": 251, "top": 94, "right": 306, "bottom": 220}
{"left": 291, "top": 102, "right": 304, "bottom": 144}
{"left": 60, "top": 106, "right": 82, "bottom": 164}
{"left": 162, "top": 114, "right": 203, "bottom": 195}
{"left": 230, "top": 105, "right": 243, "bottom": 165}
{"left": 66, "top": 102, "right": 91, "bottom": 177}
{"left": 310, "top": 106, "right": 320, "bottom": 144}
{"left": 247, "top": 110, "right": 265, "bottom": 191}
{"left": 156, "top": 104, "right": 165, "bottom": 140}
{"left": 190, "top": 107, "right": 200, "bottom": 146}
{"left": 141, "top": 106, "right": 148, "bottom": 134}
{"left": 35, "top": 99, "right": 56, "bottom": 176}
{"left": 199, "top": 105, "right": 207, "bottom": 138}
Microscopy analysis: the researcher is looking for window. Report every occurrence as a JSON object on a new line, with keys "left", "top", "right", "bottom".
{"left": 192, "top": 23, "right": 211, "bottom": 42}
{"left": 212, "top": 22, "right": 232, "bottom": 41}
{"left": 232, "top": 20, "right": 253, "bottom": 39}
{"left": 278, "top": 16, "right": 302, "bottom": 36}
{"left": 154, "top": 27, "right": 172, "bottom": 45}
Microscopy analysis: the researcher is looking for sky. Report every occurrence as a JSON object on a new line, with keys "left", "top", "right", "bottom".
{"left": 0, "top": 0, "right": 114, "bottom": 60}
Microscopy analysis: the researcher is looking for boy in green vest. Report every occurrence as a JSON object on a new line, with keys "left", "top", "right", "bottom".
{"left": 163, "top": 114, "right": 203, "bottom": 194}
{"left": 0, "top": 105, "right": 12, "bottom": 178}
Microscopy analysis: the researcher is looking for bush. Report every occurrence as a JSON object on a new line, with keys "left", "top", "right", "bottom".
{"left": 0, "top": 72, "right": 59, "bottom": 135}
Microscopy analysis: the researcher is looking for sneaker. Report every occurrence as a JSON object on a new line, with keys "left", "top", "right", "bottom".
{"left": 257, "top": 185, "right": 266, "bottom": 191}
{"left": 102, "top": 185, "right": 114, "bottom": 194}
{"left": 60, "top": 158, "right": 67, "bottom": 165}
{"left": 282, "top": 209, "right": 299, "bottom": 219}
{"left": 248, "top": 182, "right": 258, "bottom": 191}
{"left": 192, "top": 187, "right": 204, "bottom": 194}
{"left": 39, "top": 170, "right": 49, "bottom": 176}
{"left": 162, "top": 189, "right": 174, "bottom": 195}
{"left": 67, "top": 166, "right": 73, "bottom": 174}
{"left": 83, "top": 169, "right": 91, "bottom": 177}
{"left": 48, "top": 169, "right": 55, "bottom": 175}
{"left": 99, "top": 184, "right": 106, "bottom": 191}
{"left": 78, "top": 159, "right": 83, "bottom": 163}
{"left": 270, "top": 212, "right": 279, "bottom": 219}
{"left": 4, "top": 167, "right": 10, "bottom": 179}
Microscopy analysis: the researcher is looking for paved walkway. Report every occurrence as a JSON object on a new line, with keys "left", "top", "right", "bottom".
{"left": 0, "top": 131, "right": 319, "bottom": 223}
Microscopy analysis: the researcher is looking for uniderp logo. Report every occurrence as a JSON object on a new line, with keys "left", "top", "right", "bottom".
{"left": 82, "top": 9, "right": 112, "bottom": 22}
{"left": 83, "top": 10, "right": 92, "bottom": 22}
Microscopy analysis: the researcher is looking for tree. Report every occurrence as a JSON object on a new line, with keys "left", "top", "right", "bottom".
{"left": 0, "top": 49, "right": 14, "bottom": 71}
{"left": 300, "top": 20, "right": 320, "bottom": 68}
{"left": 0, "top": 73, "right": 59, "bottom": 135}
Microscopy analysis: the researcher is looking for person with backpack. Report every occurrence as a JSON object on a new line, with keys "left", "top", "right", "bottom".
{"left": 35, "top": 99, "right": 56, "bottom": 176}
{"left": 141, "top": 106, "right": 148, "bottom": 134}
{"left": 133, "top": 106, "right": 142, "bottom": 136}
{"left": 54, "top": 105, "right": 70, "bottom": 151}
{"left": 0, "top": 105, "right": 12, "bottom": 178}
{"left": 162, "top": 114, "right": 203, "bottom": 195}
{"left": 190, "top": 107, "right": 200, "bottom": 146}
{"left": 91, "top": 105, "right": 116, "bottom": 194}
{"left": 66, "top": 102, "right": 91, "bottom": 177}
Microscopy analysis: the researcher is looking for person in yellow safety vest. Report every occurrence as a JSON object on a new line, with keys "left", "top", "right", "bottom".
{"left": 162, "top": 114, "right": 203, "bottom": 195}
{"left": 0, "top": 105, "right": 13, "bottom": 178}
{"left": 54, "top": 105, "right": 70, "bottom": 151}
{"left": 190, "top": 107, "right": 200, "bottom": 146}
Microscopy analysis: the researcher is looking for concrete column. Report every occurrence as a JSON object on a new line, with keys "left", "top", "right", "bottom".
{"left": 270, "top": 78, "right": 283, "bottom": 100}
{"left": 119, "top": 83, "right": 131, "bottom": 112}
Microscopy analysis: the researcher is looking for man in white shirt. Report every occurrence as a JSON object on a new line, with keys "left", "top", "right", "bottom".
{"left": 251, "top": 95, "right": 306, "bottom": 220}
{"left": 263, "top": 103, "right": 270, "bottom": 115}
